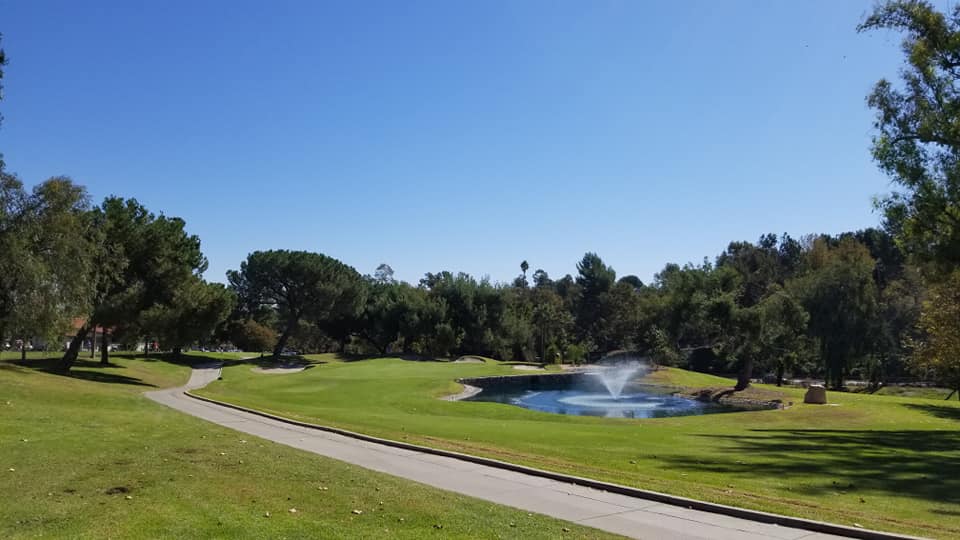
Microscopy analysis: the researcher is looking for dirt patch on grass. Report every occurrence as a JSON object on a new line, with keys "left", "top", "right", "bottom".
{"left": 104, "top": 486, "right": 131, "bottom": 495}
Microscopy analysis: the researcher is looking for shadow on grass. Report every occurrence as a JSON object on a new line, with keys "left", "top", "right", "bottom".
{"left": 222, "top": 355, "right": 326, "bottom": 369}
{"left": 5, "top": 356, "right": 156, "bottom": 387}
{"left": 903, "top": 403, "right": 960, "bottom": 422}
{"left": 10, "top": 357, "right": 124, "bottom": 370}
{"left": 60, "top": 369, "right": 157, "bottom": 387}
{"left": 656, "top": 429, "right": 960, "bottom": 506}
{"left": 132, "top": 353, "right": 269, "bottom": 369}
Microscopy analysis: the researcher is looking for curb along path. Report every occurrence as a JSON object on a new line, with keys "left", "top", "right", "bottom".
{"left": 145, "top": 366, "right": 920, "bottom": 540}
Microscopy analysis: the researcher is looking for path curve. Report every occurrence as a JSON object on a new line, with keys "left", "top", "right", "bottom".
{"left": 146, "top": 366, "right": 915, "bottom": 540}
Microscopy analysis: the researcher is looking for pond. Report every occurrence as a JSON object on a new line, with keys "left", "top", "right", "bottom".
{"left": 466, "top": 386, "right": 738, "bottom": 418}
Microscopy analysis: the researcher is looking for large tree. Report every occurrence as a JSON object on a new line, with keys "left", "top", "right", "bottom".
{"left": 716, "top": 234, "right": 806, "bottom": 388}
{"left": 574, "top": 252, "right": 616, "bottom": 352}
{"left": 421, "top": 271, "right": 505, "bottom": 358}
{"left": 910, "top": 269, "right": 960, "bottom": 399}
{"left": 227, "top": 319, "right": 277, "bottom": 353}
{"left": 790, "top": 238, "right": 879, "bottom": 389}
{"left": 755, "top": 287, "right": 810, "bottom": 387}
{"left": 59, "top": 197, "right": 206, "bottom": 370}
{"left": 860, "top": 1, "right": 960, "bottom": 273}
{"left": 140, "top": 277, "right": 235, "bottom": 357}
{"left": 1, "top": 177, "right": 93, "bottom": 357}
{"left": 0, "top": 172, "right": 27, "bottom": 341}
{"left": 531, "top": 286, "right": 572, "bottom": 362}
{"left": 227, "top": 250, "right": 365, "bottom": 360}
{"left": 356, "top": 280, "right": 408, "bottom": 355}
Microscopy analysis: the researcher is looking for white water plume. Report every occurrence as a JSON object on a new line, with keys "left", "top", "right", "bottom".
{"left": 595, "top": 360, "right": 647, "bottom": 399}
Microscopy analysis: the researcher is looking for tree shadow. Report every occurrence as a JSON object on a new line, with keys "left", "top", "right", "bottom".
{"left": 7, "top": 357, "right": 155, "bottom": 387}
{"left": 222, "top": 355, "right": 326, "bottom": 369}
{"left": 903, "top": 403, "right": 960, "bottom": 422}
{"left": 12, "top": 357, "right": 126, "bottom": 370}
{"left": 656, "top": 429, "right": 960, "bottom": 506}
{"left": 59, "top": 369, "right": 156, "bottom": 387}
{"left": 132, "top": 353, "right": 275, "bottom": 369}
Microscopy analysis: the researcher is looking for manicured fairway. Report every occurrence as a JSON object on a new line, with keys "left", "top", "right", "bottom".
{"left": 0, "top": 356, "right": 621, "bottom": 539}
{"left": 197, "top": 356, "right": 960, "bottom": 539}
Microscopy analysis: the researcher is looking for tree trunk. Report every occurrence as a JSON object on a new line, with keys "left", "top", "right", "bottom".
{"left": 100, "top": 331, "right": 110, "bottom": 365}
{"left": 59, "top": 323, "right": 91, "bottom": 372}
{"left": 144, "top": 338, "right": 149, "bottom": 357}
{"left": 734, "top": 357, "right": 754, "bottom": 391}
{"left": 272, "top": 318, "right": 297, "bottom": 361}
{"left": 776, "top": 363, "right": 784, "bottom": 387}
{"left": 90, "top": 326, "right": 96, "bottom": 358}
{"left": 20, "top": 339, "right": 26, "bottom": 362}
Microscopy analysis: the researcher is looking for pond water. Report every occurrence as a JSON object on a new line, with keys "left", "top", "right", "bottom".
{"left": 466, "top": 387, "right": 738, "bottom": 419}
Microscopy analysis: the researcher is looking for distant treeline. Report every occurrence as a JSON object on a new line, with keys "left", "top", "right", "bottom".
{"left": 0, "top": 173, "right": 924, "bottom": 390}
{"left": 223, "top": 229, "right": 921, "bottom": 391}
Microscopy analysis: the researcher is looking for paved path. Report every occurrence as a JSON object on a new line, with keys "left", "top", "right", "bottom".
{"left": 146, "top": 366, "right": 853, "bottom": 540}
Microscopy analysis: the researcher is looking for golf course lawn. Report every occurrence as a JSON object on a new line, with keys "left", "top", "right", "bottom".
{"left": 195, "top": 356, "right": 960, "bottom": 539}
{"left": 0, "top": 356, "right": 622, "bottom": 539}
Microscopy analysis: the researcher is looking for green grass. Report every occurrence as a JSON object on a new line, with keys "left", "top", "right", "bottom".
{"left": 196, "top": 356, "right": 960, "bottom": 539}
{"left": 643, "top": 366, "right": 741, "bottom": 388}
{"left": 0, "top": 355, "right": 621, "bottom": 539}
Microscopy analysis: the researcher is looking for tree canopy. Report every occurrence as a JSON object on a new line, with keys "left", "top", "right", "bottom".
{"left": 860, "top": 0, "right": 960, "bottom": 273}
{"left": 227, "top": 250, "right": 366, "bottom": 360}
{"left": 910, "top": 270, "right": 960, "bottom": 398}
{"left": 59, "top": 197, "right": 209, "bottom": 370}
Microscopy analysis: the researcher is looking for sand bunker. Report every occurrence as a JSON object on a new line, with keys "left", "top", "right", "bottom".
{"left": 453, "top": 356, "right": 486, "bottom": 364}
{"left": 251, "top": 364, "right": 309, "bottom": 374}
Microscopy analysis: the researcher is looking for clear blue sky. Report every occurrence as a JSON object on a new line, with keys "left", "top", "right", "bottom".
{"left": 0, "top": 1, "right": 919, "bottom": 284}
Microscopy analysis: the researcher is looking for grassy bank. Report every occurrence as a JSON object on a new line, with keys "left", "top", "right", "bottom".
{"left": 196, "top": 356, "right": 960, "bottom": 538}
{"left": 0, "top": 355, "right": 620, "bottom": 539}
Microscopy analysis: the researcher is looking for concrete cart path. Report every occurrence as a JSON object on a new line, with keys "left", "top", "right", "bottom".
{"left": 145, "top": 366, "right": 851, "bottom": 540}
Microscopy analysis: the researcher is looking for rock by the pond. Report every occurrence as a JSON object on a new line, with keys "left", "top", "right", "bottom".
{"left": 804, "top": 384, "right": 827, "bottom": 404}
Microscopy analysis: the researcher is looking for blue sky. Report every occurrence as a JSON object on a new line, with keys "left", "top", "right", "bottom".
{"left": 0, "top": 1, "right": 917, "bottom": 284}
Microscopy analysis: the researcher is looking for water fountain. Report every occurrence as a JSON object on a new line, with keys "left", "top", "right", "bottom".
{"left": 465, "top": 358, "right": 740, "bottom": 418}
{"left": 595, "top": 360, "right": 645, "bottom": 399}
